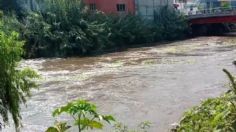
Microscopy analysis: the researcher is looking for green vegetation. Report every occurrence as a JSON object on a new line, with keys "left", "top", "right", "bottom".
{"left": 175, "top": 66, "right": 236, "bottom": 131}
{"left": 0, "top": 16, "right": 38, "bottom": 131}
{"left": 114, "top": 121, "right": 151, "bottom": 132}
{"left": 153, "top": 6, "right": 188, "bottom": 41}
{"left": 0, "top": 0, "right": 187, "bottom": 131}
{"left": 46, "top": 99, "right": 115, "bottom": 132}
{"left": 47, "top": 100, "right": 151, "bottom": 132}
{"left": 1, "top": 0, "right": 188, "bottom": 58}
{"left": 22, "top": 0, "right": 99, "bottom": 57}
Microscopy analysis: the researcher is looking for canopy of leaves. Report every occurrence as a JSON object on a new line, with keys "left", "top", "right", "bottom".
{"left": 19, "top": 0, "right": 187, "bottom": 58}
{"left": 0, "top": 18, "right": 38, "bottom": 131}
{"left": 154, "top": 6, "right": 188, "bottom": 41}
{"left": 22, "top": 0, "right": 110, "bottom": 58}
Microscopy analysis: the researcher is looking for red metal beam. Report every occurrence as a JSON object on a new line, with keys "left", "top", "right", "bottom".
{"left": 189, "top": 16, "right": 236, "bottom": 24}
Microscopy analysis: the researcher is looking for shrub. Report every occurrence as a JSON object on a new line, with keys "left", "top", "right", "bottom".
{"left": 175, "top": 66, "right": 236, "bottom": 131}
{"left": 0, "top": 18, "right": 38, "bottom": 131}
{"left": 105, "top": 15, "right": 154, "bottom": 47}
{"left": 46, "top": 99, "right": 152, "bottom": 132}
{"left": 1, "top": 13, "right": 22, "bottom": 34}
{"left": 177, "top": 94, "right": 236, "bottom": 131}
{"left": 20, "top": 0, "right": 187, "bottom": 58}
{"left": 154, "top": 6, "right": 188, "bottom": 40}
{"left": 22, "top": 0, "right": 109, "bottom": 58}
{"left": 46, "top": 99, "right": 115, "bottom": 132}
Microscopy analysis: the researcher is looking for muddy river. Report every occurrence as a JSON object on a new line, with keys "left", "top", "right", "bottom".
{"left": 3, "top": 35, "right": 236, "bottom": 132}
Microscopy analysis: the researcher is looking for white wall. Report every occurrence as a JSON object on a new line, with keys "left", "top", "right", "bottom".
{"left": 135, "top": 0, "right": 174, "bottom": 20}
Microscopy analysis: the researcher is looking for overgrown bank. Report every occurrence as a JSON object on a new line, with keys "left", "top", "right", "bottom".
{"left": 1, "top": 0, "right": 188, "bottom": 58}
{"left": 173, "top": 64, "right": 236, "bottom": 132}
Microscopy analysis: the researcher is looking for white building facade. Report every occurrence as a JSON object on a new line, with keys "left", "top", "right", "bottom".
{"left": 135, "top": 0, "right": 174, "bottom": 19}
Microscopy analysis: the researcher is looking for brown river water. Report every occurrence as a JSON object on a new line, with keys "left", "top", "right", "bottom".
{"left": 3, "top": 35, "right": 236, "bottom": 132}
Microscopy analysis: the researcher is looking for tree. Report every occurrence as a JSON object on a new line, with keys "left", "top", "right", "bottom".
{"left": 0, "top": 19, "right": 38, "bottom": 131}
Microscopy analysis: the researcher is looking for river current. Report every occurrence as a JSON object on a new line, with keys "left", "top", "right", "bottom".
{"left": 3, "top": 35, "right": 236, "bottom": 132}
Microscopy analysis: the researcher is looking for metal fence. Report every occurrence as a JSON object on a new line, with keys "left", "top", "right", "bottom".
{"left": 188, "top": 6, "right": 236, "bottom": 19}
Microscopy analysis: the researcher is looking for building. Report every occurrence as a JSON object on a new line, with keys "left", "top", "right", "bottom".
{"left": 84, "top": 0, "right": 135, "bottom": 15}
{"left": 198, "top": 0, "right": 236, "bottom": 9}
{"left": 135, "top": 0, "right": 174, "bottom": 19}
{"left": 84, "top": 0, "right": 176, "bottom": 19}
{"left": 174, "top": 0, "right": 199, "bottom": 15}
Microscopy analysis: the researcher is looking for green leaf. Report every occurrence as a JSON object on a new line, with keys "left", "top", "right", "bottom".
{"left": 89, "top": 120, "right": 103, "bottom": 129}
{"left": 75, "top": 118, "right": 103, "bottom": 130}
{"left": 46, "top": 122, "right": 71, "bottom": 132}
{"left": 52, "top": 103, "right": 73, "bottom": 117}
{"left": 103, "top": 115, "right": 116, "bottom": 123}
{"left": 46, "top": 127, "right": 59, "bottom": 132}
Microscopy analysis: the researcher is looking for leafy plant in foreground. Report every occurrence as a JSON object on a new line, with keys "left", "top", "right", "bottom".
{"left": 46, "top": 99, "right": 115, "bottom": 132}
{"left": 0, "top": 18, "right": 38, "bottom": 131}
{"left": 175, "top": 63, "right": 236, "bottom": 132}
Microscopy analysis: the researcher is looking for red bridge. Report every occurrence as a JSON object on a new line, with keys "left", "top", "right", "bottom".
{"left": 189, "top": 11, "right": 236, "bottom": 24}
{"left": 188, "top": 8, "right": 236, "bottom": 35}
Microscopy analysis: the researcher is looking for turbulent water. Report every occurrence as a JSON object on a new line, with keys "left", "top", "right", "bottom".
{"left": 3, "top": 35, "right": 236, "bottom": 132}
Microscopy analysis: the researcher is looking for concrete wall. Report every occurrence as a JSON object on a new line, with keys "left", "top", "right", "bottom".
{"left": 135, "top": 0, "right": 174, "bottom": 19}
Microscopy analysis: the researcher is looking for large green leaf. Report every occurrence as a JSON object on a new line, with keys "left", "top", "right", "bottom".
{"left": 76, "top": 119, "right": 103, "bottom": 130}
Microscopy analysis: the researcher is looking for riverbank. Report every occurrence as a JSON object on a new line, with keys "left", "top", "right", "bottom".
{"left": 1, "top": 0, "right": 188, "bottom": 58}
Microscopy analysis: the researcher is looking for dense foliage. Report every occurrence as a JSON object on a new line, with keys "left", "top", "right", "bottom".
{"left": 154, "top": 6, "right": 188, "bottom": 41}
{"left": 22, "top": 0, "right": 103, "bottom": 57}
{"left": 0, "top": 16, "right": 38, "bottom": 131}
{"left": 175, "top": 66, "right": 236, "bottom": 131}
{"left": 46, "top": 99, "right": 115, "bottom": 132}
{"left": 2, "top": 0, "right": 187, "bottom": 58}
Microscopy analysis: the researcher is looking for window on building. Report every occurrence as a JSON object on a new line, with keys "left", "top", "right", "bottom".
{"left": 117, "top": 4, "right": 126, "bottom": 12}
{"left": 89, "top": 3, "right": 96, "bottom": 11}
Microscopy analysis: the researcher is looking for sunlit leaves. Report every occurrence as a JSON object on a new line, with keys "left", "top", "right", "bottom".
{"left": 50, "top": 99, "right": 115, "bottom": 132}
{"left": 0, "top": 19, "right": 38, "bottom": 130}
{"left": 46, "top": 122, "right": 71, "bottom": 132}
{"left": 75, "top": 119, "right": 103, "bottom": 129}
{"left": 53, "top": 100, "right": 97, "bottom": 117}
{"left": 176, "top": 67, "right": 236, "bottom": 132}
